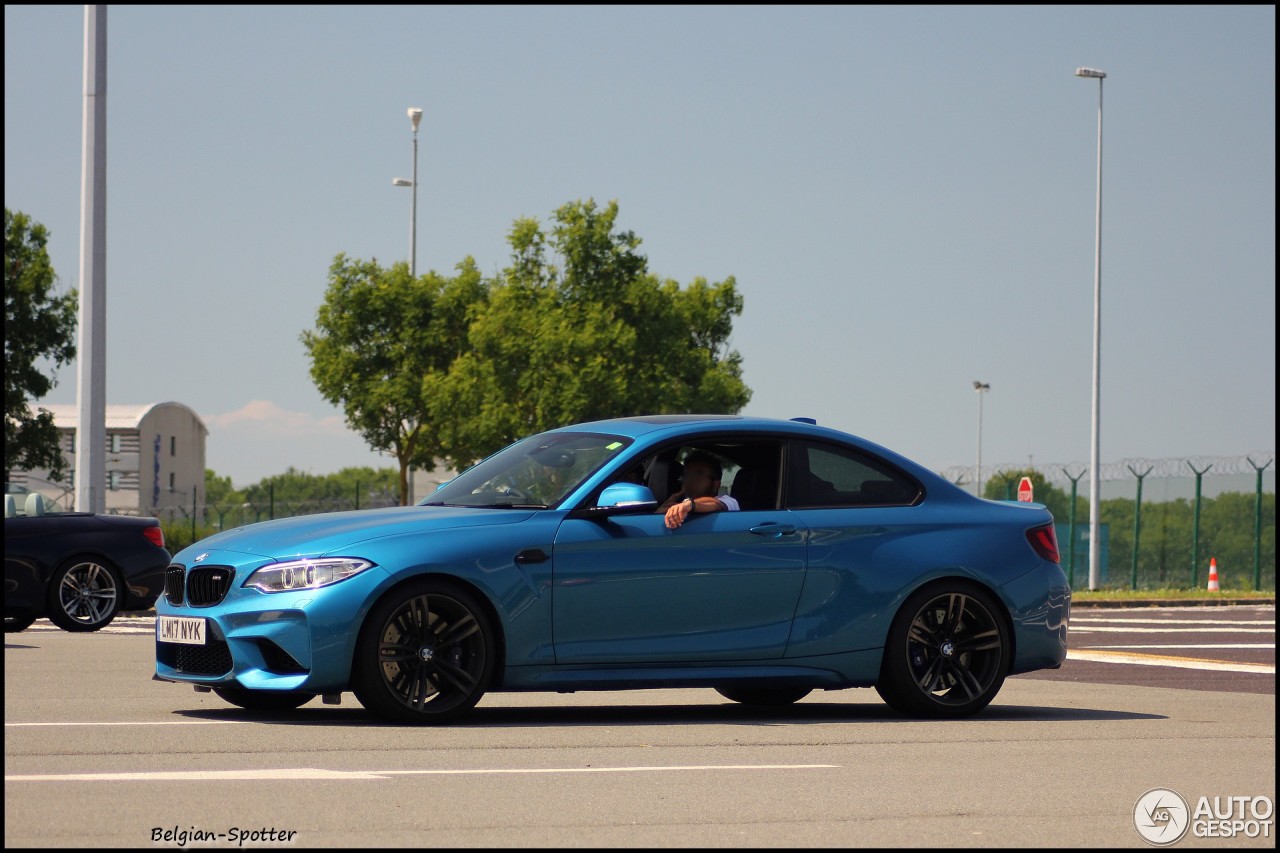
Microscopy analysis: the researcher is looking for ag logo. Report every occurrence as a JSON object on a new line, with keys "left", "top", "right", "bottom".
{"left": 1135, "top": 788, "right": 1190, "bottom": 845}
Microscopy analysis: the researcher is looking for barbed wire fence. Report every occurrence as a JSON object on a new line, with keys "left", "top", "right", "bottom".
{"left": 941, "top": 451, "right": 1276, "bottom": 489}
{"left": 943, "top": 452, "right": 1274, "bottom": 592}
{"left": 132, "top": 452, "right": 1272, "bottom": 593}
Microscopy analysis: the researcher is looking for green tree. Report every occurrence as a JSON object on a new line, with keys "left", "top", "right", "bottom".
{"left": 433, "top": 199, "right": 751, "bottom": 464}
{"left": 204, "top": 469, "right": 241, "bottom": 505}
{"left": 4, "top": 209, "right": 78, "bottom": 481}
{"left": 1098, "top": 491, "right": 1276, "bottom": 590}
{"left": 982, "top": 467, "right": 1081, "bottom": 523}
{"left": 301, "top": 256, "right": 487, "bottom": 504}
{"left": 240, "top": 466, "right": 399, "bottom": 506}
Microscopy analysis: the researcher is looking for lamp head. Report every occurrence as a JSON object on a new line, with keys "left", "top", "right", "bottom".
{"left": 407, "top": 107, "right": 423, "bottom": 131}
{"left": 392, "top": 178, "right": 413, "bottom": 187}
{"left": 973, "top": 381, "right": 990, "bottom": 391}
{"left": 1074, "top": 67, "right": 1107, "bottom": 79}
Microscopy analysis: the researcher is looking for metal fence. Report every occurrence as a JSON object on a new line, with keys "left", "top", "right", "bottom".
{"left": 943, "top": 453, "right": 1275, "bottom": 591}
{"left": 138, "top": 453, "right": 1273, "bottom": 592}
{"left": 149, "top": 493, "right": 401, "bottom": 552}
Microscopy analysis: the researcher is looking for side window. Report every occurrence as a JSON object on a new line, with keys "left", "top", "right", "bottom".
{"left": 716, "top": 440, "right": 783, "bottom": 511}
{"left": 786, "top": 440, "right": 921, "bottom": 508}
{"left": 626, "top": 437, "right": 784, "bottom": 511}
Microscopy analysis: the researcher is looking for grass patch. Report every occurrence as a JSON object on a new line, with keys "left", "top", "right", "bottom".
{"left": 1071, "top": 587, "right": 1274, "bottom": 601}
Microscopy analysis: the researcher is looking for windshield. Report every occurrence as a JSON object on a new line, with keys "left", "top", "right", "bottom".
{"left": 422, "top": 431, "right": 632, "bottom": 509}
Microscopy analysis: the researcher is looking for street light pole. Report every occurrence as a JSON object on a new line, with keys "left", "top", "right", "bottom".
{"left": 409, "top": 107, "right": 421, "bottom": 277}
{"left": 393, "top": 107, "right": 424, "bottom": 278}
{"left": 973, "top": 381, "right": 990, "bottom": 497}
{"left": 1076, "top": 66, "right": 1106, "bottom": 591}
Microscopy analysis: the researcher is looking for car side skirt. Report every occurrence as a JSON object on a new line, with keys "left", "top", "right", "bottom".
{"left": 496, "top": 648, "right": 884, "bottom": 692}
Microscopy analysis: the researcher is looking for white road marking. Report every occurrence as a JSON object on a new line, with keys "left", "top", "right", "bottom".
{"left": 1069, "top": 626, "right": 1274, "bottom": 633}
{"left": 23, "top": 618, "right": 154, "bottom": 635}
{"left": 1071, "top": 617, "right": 1272, "bottom": 625}
{"left": 4, "top": 764, "right": 839, "bottom": 783}
{"left": 1067, "top": 649, "right": 1274, "bottom": 674}
{"left": 1083, "top": 643, "right": 1275, "bottom": 650}
{"left": 5, "top": 720, "right": 247, "bottom": 728}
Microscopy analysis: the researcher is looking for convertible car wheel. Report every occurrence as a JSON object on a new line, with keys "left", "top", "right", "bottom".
{"left": 213, "top": 687, "right": 314, "bottom": 712}
{"left": 47, "top": 557, "right": 123, "bottom": 632}
{"left": 5, "top": 613, "right": 37, "bottom": 633}
{"left": 352, "top": 581, "right": 495, "bottom": 724}
{"left": 876, "top": 582, "right": 1010, "bottom": 719}
{"left": 715, "top": 687, "right": 812, "bottom": 706}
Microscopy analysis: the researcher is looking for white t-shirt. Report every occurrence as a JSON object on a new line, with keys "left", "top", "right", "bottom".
{"left": 716, "top": 494, "right": 740, "bottom": 512}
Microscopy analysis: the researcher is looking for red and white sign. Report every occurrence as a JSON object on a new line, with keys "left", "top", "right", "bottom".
{"left": 1017, "top": 477, "right": 1034, "bottom": 502}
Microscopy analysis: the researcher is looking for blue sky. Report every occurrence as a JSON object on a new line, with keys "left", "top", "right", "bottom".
{"left": 5, "top": 5, "right": 1275, "bottom": 488}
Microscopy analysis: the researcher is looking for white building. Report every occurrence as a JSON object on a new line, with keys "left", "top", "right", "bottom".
{"left": 6, "top": 402, "right": 207, "bottom": 515}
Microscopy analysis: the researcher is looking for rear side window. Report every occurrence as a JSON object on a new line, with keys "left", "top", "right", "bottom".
{"left": 786, "top": 440, "right": 921, "bottom": 508}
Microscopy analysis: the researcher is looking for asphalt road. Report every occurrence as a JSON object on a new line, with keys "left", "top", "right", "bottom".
{"left": 1026, "top": 604, "right": 1275, "bottom": 695}
{"left": 4, "top": 606, "right": 1275, "bottom": 848}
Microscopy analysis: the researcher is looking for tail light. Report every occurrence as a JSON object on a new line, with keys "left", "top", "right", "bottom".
{"left": 1026, "top": 523, "right": 1059, "bottom": 564}
{"left": 143, "top": 526, "right": 165, "bottom": 548}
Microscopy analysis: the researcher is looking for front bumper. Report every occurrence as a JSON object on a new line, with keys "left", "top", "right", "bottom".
{"left": 154, "top": 554, "right": 391, "bottom": 693}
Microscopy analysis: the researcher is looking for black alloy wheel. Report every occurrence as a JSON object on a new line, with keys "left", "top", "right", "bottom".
{"left": 876, "top": 582, "right": 1010, "bottom": 718}
{"left": 213, "top": 687, "right": 314, "bottom": 712}
{"left": 47, "top": 558, "right": 123, "bottom": 632}
{"left": 352, "top": 580, "right": 495, "bottom": 724}
{"left": 715, "top": 687, "right": 813, "bottom": 706}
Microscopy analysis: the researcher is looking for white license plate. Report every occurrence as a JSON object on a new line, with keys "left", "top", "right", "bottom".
{"left": 157, "top": 616, "right": 207, "bottom": 645}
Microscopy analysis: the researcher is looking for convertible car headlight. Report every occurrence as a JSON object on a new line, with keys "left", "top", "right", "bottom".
{"left": 245, "top": 558, "right": 374, "bottom": 593}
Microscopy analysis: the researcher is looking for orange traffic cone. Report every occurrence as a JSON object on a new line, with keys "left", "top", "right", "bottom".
{"left": 1207, "top": 557, "right": 1220, "bottom": 592}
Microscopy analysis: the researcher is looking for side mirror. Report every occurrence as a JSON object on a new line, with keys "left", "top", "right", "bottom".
{"left": 586, "top": 482, "right": 658, "bottom": 517}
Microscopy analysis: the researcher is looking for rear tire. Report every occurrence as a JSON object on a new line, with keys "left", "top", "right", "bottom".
{"left": 47, "top": 557, "right": 123, "bottom": 632}
{"left": 5, "top": 613, "right": 37, "bottom": 633}
{"left": 876, "top": 581, "right": 1010, "bottom": 718}
{"left": 715, "top": 686, "right": 812, "bottom": 706}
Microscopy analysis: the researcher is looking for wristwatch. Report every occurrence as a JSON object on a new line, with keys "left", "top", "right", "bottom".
{"left": 685, "top": 497, "right": 695, "bottom": 513}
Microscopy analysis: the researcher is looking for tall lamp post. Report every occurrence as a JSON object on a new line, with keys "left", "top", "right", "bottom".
{"left": 1076, "top": 66, "right": 1106, "bottom": 590}
{"left": 392, "top": 107, "right": 423, "bottom": 505}
{"left": 973, "top": 381, "right": 990, "bottom": 497}
{"left": 392, "top": 106, "right": 424, "bottom": 277}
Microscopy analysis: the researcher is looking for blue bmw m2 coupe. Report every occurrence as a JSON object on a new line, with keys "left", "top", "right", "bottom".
{"left": 155, "top": 416, "right": 1069, "bottom": 722}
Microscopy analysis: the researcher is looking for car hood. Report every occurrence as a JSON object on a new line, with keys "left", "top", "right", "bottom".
{"left": 177, "top": 505, "right": 539, "bottom": 562}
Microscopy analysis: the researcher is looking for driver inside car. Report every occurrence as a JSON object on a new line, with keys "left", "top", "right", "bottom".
{"left": 656, "top": 450, "right": 739, "bottom": 529}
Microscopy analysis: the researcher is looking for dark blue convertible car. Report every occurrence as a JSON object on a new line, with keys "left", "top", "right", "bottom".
{"left": 155, "top": 416, "right": 1069, "bottom": 722}
{"left": 6, "top": 492, "right": 169, "bottom": 633}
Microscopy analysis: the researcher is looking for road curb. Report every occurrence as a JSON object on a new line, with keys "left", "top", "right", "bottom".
{"left": 1071, "top": 598, "right": 1274, "bottom": 608}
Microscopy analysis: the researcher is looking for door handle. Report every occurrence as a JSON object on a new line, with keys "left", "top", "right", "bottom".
{"left": 749, "top": 523, "right": 797, "bottom": 538}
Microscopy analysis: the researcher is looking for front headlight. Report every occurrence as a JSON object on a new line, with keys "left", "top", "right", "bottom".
{"left": 244, "top": 558, "right": 374, "bottom": 593}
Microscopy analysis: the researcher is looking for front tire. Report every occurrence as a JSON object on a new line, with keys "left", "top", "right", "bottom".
{"left": 875, "top": 582, "right": 1010, "bottom": 718}
{"left": 352, "top": 580, "right": 495, "bottom": 724}
{"left": 213, "top": 687, "right": 313, "bottom": 712}
{"left": 47, "top": 557, "right": 123, "bottom": 632}
{"left": 715, "top": 687, "right": 812, "bottom": 706}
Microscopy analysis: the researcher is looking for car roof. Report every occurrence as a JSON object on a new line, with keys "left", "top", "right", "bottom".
{"left": 548, "top": 414, "right": 954, "bottom": 493}
{"left": 549, "top": 414, "right": 813, "bottom": 439}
